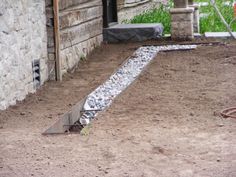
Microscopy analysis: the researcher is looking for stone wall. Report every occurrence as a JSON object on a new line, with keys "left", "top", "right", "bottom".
{"left": 0, "top": 0, "right": 48, "bottom": 110}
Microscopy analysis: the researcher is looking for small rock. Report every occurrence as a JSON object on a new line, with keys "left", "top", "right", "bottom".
{"left": 216, "top": 124, "right": 224, "bottom": 127}
{"left": 20, "top": 112, "right": 26, "bottom": 116}
{"left": 38, "top": 98, "right": 43, "bottom": 101}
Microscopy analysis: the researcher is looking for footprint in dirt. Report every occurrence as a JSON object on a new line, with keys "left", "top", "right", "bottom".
{"left": 151, "top": 146, "right": 172, "bottom": 156}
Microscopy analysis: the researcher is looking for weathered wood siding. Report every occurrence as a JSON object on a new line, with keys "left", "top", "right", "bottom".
{"left": 46, "top": 0, "right": 103, "bottom": 79}
{"left": 59, "top": 0, "right": 103, "bottom": 73}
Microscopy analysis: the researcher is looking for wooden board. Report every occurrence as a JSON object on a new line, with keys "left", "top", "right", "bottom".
{"left": 59, "top": 0, "right": 94, "bottom": 10}
{"left": 60, "top": 6, "right": 102, "bottom": 29}
{"left": 60, "top": 17, "right": 103, "bottom": 49}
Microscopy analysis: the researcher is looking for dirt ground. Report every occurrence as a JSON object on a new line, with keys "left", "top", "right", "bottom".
{"left": 0, "top": 40, "right": 236, "bottom": 177}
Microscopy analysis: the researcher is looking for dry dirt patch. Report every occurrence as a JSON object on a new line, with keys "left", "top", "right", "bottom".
{"left": 0, "top": 40, "right": 236, "bottom": 177}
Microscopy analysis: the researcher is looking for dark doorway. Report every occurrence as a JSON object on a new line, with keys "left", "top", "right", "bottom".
{"left": 103, "top": 0, "right": 118, "bottom": 28}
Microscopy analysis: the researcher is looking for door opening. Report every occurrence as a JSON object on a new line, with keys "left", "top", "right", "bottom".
{"left": 103, "top": 0, "right": 118, "bottom": 28}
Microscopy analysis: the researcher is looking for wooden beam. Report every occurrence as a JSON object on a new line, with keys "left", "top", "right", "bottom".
{"left": 53, "top": 0, "right": 62, "bottom": 81}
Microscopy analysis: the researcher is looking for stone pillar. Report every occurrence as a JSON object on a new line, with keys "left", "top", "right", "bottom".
{"left": 174, "top": 0, "right": 188, "bottom": 8}
{"left": 188, "top": 0, "right": 194, "bottom": 5}
{"left": 189, "top": 3, "right": 200, "bottom": 33}
{"left": 170, "top": 1, "right": 194, "bottom": 40}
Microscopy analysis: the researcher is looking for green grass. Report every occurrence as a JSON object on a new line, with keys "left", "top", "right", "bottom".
{"left": 129, "top": 3, "right": 172, "bottom": 34}
{"left": 198, "top": 0, "right": 236, "bottom": 33}
{"left": 127, "top": 0, "right": 236, "bottom": 34}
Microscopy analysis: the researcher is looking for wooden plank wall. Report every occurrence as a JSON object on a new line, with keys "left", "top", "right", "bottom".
{"left": 59, "top": 0, "right": 103, "bottom": 72}
{"left": 117, "top": 0, "right": 151, "bottom": 10}
{"left": 45, "top": 0, "right": 103, "bottom": 79}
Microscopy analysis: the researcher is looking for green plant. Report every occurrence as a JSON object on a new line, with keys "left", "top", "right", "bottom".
{"left": 80, "top": 124, "right": 92, "bottom": 136}
{"left": 129, "top": 3, "right": 173, "bottom": 34}
{"left": 197, "top": 0, "right": 236, "bottom": 33}
{"left": 127, "top": 0, "right": 236, "bottom": 34}
{"left": 80, "top": 54, "right": 86, "bottom": 62}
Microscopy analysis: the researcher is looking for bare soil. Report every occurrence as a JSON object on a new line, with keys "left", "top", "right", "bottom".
{"left": 0, "top": 40, "right": 236, "bottom": 177}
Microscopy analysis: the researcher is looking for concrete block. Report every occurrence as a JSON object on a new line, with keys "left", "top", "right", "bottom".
{"left": 171, "top": 13, "right": 192, "bottom": 21}
{"left": 103, "top": 23, "right": 163, "bottom": 43}
{"left": 173, "top": 0, "right": 188, "bottom": 8}
{"left": 170, "top": 7, "right": 194, "bottom": 40}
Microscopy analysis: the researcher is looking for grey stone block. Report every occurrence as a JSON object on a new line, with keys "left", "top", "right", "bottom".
{"left": 171, "top": 13, "right": 193, "bottom": 21}
{"left": 103, "top": 23, "right": 164, "bottom": 43}
{"left": 170, "top": 7, "right": 194, "bottom": 40}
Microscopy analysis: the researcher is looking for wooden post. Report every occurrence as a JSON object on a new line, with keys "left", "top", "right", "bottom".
{"left": 53, "top": 0, "right": 62, "bottom": 81}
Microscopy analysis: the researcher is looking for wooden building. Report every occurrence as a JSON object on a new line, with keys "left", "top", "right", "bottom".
{"left": 45, "top": 0, "right": 163, "bottom": 80}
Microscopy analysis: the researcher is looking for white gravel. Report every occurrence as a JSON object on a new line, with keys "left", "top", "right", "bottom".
{"left": 79, "top": 45, "right": 197, "bottom": 125}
